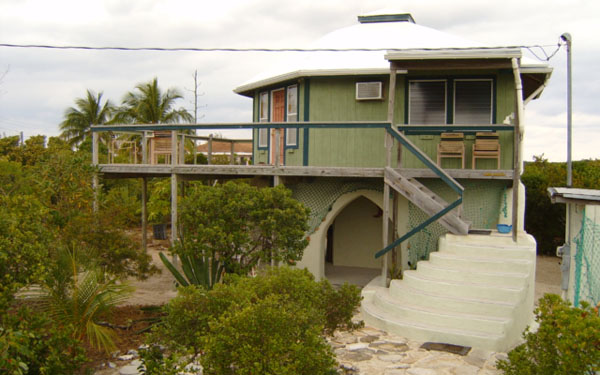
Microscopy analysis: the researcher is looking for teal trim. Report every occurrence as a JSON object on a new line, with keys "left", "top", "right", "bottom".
{"left": 303, "top": 79, "right": 310, "bottom": 166}
{"left": 91, "top": 122, "right": 513, "bottom": 133}
{"left": 375, "top": 197, "right": 462, "bottom": 258}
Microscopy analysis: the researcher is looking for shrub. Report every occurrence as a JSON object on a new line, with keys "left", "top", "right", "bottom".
{"left": 497, "top": 294, "right": 600, "bottom": 375}
{"left": 0, "top": 307, "right": 87, "bottom": 375}
{"left": 148, "top": 267, "right": 362, "bottom": 374}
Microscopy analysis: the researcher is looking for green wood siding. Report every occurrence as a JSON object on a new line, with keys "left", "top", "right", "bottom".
{"left": 251, "top": 71, "right": 517, "bottom": 170}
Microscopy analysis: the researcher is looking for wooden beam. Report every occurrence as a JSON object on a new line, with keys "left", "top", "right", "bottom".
{"left": 511, "top": 58, "right": 524, "bottom": 242}
{"left": 170, "top": 173, "right": 178, "bottom": 249}
{"left": 141, "top": 177, "right": 147, "bottom": 254}
{"left": 391, "top": 59, "right": 513, "bottom": 71}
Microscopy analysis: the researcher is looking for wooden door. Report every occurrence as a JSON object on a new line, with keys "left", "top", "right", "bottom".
{"left": 270, "top": 89, "right": 285, "bottom": 165}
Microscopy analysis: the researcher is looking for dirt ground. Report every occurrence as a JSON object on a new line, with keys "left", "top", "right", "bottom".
{"left": 124, "top": 231, "right": 563, "bottom": 307}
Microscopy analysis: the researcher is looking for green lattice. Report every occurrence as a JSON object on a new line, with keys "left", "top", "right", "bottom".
{"left": 290, "top": 179, "right": 382, "bottom": 234}
{"left": 406, "top": 180, "right": 507, "bottom": 266}
{"left": 573, "top": 208, "right": 600, "bottom": 307}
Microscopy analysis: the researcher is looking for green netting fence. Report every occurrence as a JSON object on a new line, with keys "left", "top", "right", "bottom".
{"left": 573, "top": 207, "right": 600, "bottom": 307}
{"left": 290, "top": 178, "right": 508, "bottom": 268}
{"left": 289, "top": 179, "right": 382, "bottom": 234}
{"left": 406, "top": 179, "right": 507, "bottom": 267}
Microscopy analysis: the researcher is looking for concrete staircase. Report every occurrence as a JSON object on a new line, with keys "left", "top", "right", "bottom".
{"left": 361, "top": 232, "right": 537, "bottom": 352}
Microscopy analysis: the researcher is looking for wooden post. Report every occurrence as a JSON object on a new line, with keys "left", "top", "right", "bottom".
{"left": 511, "top": 58, "right": 524, "bottom": 242}
{"left": 142, "top": 131, "right": 148, "bottom": 164}
{"left": 193, "top": 138, "right": 197, "bottom": 165}
{"left": 92, "top": 131, "right": 99, "bottom": 213}
{"left": 230, "top": 141, "right": 235, "bottom": 165}
{"left": 141, "top": 177, "right": 148, "bottom": 253}
{"left": 171, "top": 173, "right": 178, "bottom": 247}
{"left": 381, "top": 68, "right": 398, "bottom": 286}
{"left": 171, "top": 130, "right": 178, "bottom": 166}
{"left": 179, "top": 134, "right": 185, "bottom": 164}
{"left": 208, "top": 134, "right": 213, "bottom": 164}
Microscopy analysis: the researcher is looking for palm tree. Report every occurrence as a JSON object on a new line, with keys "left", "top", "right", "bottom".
{"left": 59, "top": 90, "right": 114, "bottom": 147}
{"left": 114, "top": 77, "right": 193, "bottom": 124}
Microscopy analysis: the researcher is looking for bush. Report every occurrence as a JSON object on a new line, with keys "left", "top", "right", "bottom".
{"left": 497, "top": 294, "right": 600, "bottom": 375}
{"left": 149, "top": 267, "right": 363, "bottom": 375}
{"left": 0, "top": 307, "right": 87, "bottom": 375}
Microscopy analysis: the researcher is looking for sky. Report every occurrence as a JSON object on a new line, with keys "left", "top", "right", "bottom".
{"left": 0, "top": 0, "right": 598, "bottom": 162}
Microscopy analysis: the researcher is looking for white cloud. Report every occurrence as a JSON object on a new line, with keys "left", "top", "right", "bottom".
{"left": 0, "top": 0, "right": 597, "bottom": 162}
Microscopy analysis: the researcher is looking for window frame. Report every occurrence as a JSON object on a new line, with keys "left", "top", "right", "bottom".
{"left": 452, "top": 78, "right": 494, "bottom": 125}
{"left": 285, "top": 84, "right": 299, "bottom": 148}
{"left": 407, "top": 79, "right": 448, "bottom": 125}
{"left": 406, "top": 77, "right": 495, "bottom": 126}
{"left": 257, "top": 91, "right": 269, "bottom": 149}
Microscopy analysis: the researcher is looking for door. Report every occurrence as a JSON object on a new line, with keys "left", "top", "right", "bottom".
{"left": 270, "top": 89, "right": 285, "bottom": 165}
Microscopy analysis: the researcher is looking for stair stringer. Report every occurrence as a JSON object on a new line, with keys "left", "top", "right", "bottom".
{"left": 361, "top": 232, "right": 537, "bottom": 352}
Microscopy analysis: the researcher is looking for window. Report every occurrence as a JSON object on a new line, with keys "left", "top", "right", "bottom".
{"left": 258, "top": 92, "right": 269, "bottom": 148}
{"left": 408, "top": 80, "right": 447, "bottom": 124}
{"left": 408, "top": 78, "right": 494, "bottom": 125}
{"left": 286, "top": 85, "right": 298, "bottom": 146}
{"left": 454, "top": 80, "right": 493, "bottom": 124}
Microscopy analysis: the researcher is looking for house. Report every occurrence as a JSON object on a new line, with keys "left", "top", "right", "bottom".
{"left": 92, "top": 10, "right": 553, "bottom": 351}
{"left": 233, "top": 10, "right": 552, "bottom": 351}
{"left": 196, "top": 139, "right": 252, "bottom": 165}
{"left": 548, "top": 187, "right": 600, "bottom": 308}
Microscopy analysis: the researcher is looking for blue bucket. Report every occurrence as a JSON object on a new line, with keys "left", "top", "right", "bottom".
{"left": 497, "top": 224, "right": 512, "bottom": 233}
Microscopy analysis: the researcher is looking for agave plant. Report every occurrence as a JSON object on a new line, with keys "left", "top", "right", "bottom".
{"left": 42, "top": 247, "right": 133, "bottom": 352}
{"left": 160, "top": 241, "right": 223, "bottom": 290}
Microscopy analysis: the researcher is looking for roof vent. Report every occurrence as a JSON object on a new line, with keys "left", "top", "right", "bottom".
{"left": 358, "top": 13, "right": 415, "bottom": 24}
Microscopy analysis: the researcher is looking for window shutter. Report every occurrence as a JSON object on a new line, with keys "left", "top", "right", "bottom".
{"left": 409, "top": 81, "right": 446, "bottom": 124}
{"left": 454, "top": 80, "right": 493, "bottom": 124}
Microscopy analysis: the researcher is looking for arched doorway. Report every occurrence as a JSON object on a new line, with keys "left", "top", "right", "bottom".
{"left": 324, "top": 196, "right": 386, "bottom": 286}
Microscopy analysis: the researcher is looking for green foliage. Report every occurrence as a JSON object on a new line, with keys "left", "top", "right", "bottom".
{"left": 497, "top": 294, "right": 600, "bottom": 375}
{"left": 178, "top": 181, "right": 310, "bottom": 276}
{"left": 148, "top": 267, "right": 362, "bottom": 374}
{"left": 0, "top": 193, "right": 52, "bottom": 310}
{"left": 522, "top": 156, "right": 600, "bottom": 255}
{"left": 113, "top": 77, "right": 193, "bottom": 124}
{"left": 41, "top": 248, "right": 134, "bottom": 353}
{"left": 0, "top": 307, "right": 87, "bottom": 375}
{"left": 59, "top": 89, "right": 114, "bottom": 147}
{"left": 148, "top": 178, "right": 171, "bottom": 224}
{"left": 159, "top": 249, "right": 223, "bottom": 290}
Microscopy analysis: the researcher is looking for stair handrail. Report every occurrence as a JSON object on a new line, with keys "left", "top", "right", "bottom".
{"left": 375, "top": 125, "right": 465, "bottom": 259}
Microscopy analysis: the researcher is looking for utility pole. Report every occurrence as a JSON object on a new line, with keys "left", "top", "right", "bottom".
{"left": 561, "top": 33, "right": 572, "bottom": 187}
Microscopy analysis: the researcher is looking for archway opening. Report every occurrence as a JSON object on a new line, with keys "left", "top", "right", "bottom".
{"left": 324, "top": 196, "right": 386, "bottom": 286}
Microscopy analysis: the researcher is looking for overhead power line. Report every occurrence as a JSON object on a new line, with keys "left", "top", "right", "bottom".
{"left": 0, "top": 43, "right": 562, "bottom": 61}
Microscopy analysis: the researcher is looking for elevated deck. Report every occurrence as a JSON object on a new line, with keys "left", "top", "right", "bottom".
{"left": 98, "top": 163, "right": 514, "bottom": 180}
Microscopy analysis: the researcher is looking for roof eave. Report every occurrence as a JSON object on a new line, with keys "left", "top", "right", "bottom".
{"left": 234, "top": 68, "right": 391, "bottom": 97}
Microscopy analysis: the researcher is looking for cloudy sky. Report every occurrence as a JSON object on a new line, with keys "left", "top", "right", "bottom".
{"left": 0, "top": 0, "right": 597, "bottom": 162}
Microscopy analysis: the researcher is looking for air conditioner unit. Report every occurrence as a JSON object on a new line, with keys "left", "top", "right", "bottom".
{"left": 356, "top": 82, "right": 383, "bottom": 100}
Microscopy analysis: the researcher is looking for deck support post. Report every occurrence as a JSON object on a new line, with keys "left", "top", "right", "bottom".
{"left": 381, "top": 68, "right": 398, "bottom": 286}
{"left": 230, "top": 140, "right": 235, "bottom": 165}
{"left": 141, "top": 177, "right": 148, "bottom": 254}
{"left": 170, "top": 130, "right": 179, "bottom": 263}
{"left": 511, "top": 58, "right": 524, "bottom": 242}
{"left": 142, "top": 131, "right": 148, "bottom": 164}
{"left": 208, "top": 134, "right": 213, "bottom": 164}
{"left": 92, "top": 131, "right": 99, "bottom": 213}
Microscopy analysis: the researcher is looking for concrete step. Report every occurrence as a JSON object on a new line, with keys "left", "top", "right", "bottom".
{"left": 415, "top": 260, "right": 529, "bottom": 288}
{"left": 429, "top": 251, "right": 532, "bottom": 274}
{"left": 439, "top": 238, "right": 535, "bottom": 260}
{"left": 401, "top": 270, "right": 525, "bottom": 304}
{"left": 361, "top": 296, "right": 505, "bottom": 351}
{"left": 388, "top": 281, "right": 516, "bottom": 319}
{"left": 371, "top": 288, "right": 510, "bottom": 335}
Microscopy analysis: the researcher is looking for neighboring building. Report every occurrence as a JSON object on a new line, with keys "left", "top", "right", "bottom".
{"left": 233, "top": 10, "right": 552, "bottom": 351}
{"left": 196, "top": 139, "right": 253, "bottom": 165}
{"left": 548, "top": 187, "right": 600, "bottom": 308}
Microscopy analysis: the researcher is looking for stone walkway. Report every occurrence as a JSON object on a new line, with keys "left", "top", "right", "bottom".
{"left": 95, "top": 324, "right": 507, "bottom": 375}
